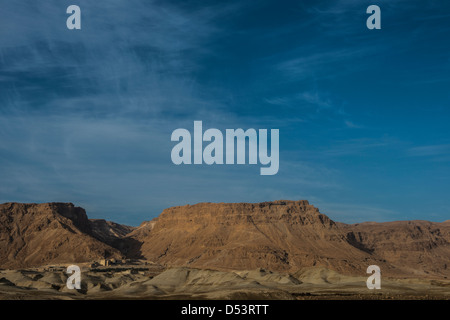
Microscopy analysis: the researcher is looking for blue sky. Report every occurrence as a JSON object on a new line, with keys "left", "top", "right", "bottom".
{"left": 0, "top": 0, "right": 449, "bottom": 225}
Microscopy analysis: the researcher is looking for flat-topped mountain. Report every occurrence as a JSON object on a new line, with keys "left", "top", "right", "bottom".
{"left": 130, "top": 201, "right": 391, "bottom": 275}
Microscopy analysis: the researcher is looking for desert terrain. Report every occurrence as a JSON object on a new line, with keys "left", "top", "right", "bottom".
{"left": 0, "top": 264, "right": 449, "bottom": 300}
{"left": 0, "top": 201, "right": 449, "bottom": 299}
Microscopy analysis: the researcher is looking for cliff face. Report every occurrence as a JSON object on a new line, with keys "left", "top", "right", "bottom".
{"left": 340, "top": 221, "right": 450, "bottom": 278}
{"left": 0, "top": 202, "right": 124, "bottom": 268}
{"left": 130, "top": 201, "right": 391, "bottom": 275}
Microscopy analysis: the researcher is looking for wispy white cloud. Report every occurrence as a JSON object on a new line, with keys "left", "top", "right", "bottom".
{"left": 276, "top": 47, "right": 375, "bottom": 81}
{"left": 344, "top": 120, "right": 363, "bottom": 129}
{"left": 407, "top": 144, "right": 450, "bottom": 157}
{"left": 297, "top": 91, "right": 332, "bottom": 109}
{"left": 321, "top": 137, "right": 397, "bottom": 157}
{"left": 1, "top": 0, "right": 449, "bottom": 225}
{"left": 265, "top": 90, "right": 334, "bottom": 113}
{"left": 318, "top": 202, "right": 401, "bottom": 223}
{"left": 0, "top": 0, "right": 242, "bottom": 121}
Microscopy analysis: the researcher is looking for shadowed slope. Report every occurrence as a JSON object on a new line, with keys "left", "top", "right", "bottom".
{"left": 0, "top": 203, "right": 124, "bottom": 268}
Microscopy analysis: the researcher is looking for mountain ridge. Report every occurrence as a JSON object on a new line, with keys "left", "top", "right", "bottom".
{"left": 0, "top": 202, "right": 125, "bottom": 268}
{"left": 1, "top": 201, "right": 449, "bottom": 279}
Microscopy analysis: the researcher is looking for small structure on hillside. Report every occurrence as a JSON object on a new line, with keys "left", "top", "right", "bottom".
{"left": 45, "top": 266, "right": 64, "bottom": 272}
{"left": 99, "top": 259, "right": 111, "bottom": 266}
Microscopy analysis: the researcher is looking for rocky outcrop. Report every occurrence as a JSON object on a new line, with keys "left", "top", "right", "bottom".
{"left": 340, "top": 220, "right": 450, "bottom": 278}
{"left": 0, "top": 202, "right": 124, "bottom": 268}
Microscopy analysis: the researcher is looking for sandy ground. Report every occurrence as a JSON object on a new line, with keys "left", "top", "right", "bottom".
{"left": 0, "top": 265, "right": 449, "bottom": 300}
